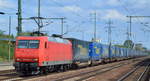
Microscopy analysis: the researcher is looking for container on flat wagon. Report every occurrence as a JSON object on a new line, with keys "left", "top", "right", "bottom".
{"left": 126, "top": 48, "right": 129, "bottom": 57}
{"left": 89, "top": 42, "right": 102, "bottom": 61}
{"left": 122, "top": 48, "right": 127, "bottom": 58}
{"left": 111, "top": 46, "right": 116, "bottom": 58}
{"left": 67, "top": 38, "right": 90, "bottom": 63}
{"left": 101, "top": 45, "right": 109, "bottom": 59}
{"left": 120, "top": 48, "right": 124, "bottom": 58}
{"left": 115, "top": 47, "right": 120, "bottom": 57}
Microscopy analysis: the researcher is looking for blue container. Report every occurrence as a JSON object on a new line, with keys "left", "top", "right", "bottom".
{"left": 125, "top": 48, "right": 128, "bottom": 57}
{"left": 118, "top": 48, "right": 122, "bottom": 57}
{"left": 111, "top": 46, "right": 116, "bottom": 58}
{"left": 89, "top": 42, "right": 103, "bottom": 61}
{"left": 123, "top": 48, "right": 127, "bottom": 58}
{"left": 115, "top": 47, "right": 120, "bottom": 57}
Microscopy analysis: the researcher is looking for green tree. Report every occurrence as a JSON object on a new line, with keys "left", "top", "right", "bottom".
{"left": 124, "top": 40, "right": 134, "bottom": 49}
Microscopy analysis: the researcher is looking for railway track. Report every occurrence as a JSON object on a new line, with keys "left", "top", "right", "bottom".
{"left": 117, "top": 59, "right": 150, "bottom": 81}
{"left": 137, "top": 63, "right": 150, "bottom": 81}
{"left": 0, "top": 62, "right": 127, "bottom": 81}
{"left": 0, "top": 69, "right": 14, "bottom": 74}
{"left": 0, "top": 69, "right": 20, "bottom": 81}
{"left": 53, "top": 64, "right": 124, "bottom": 81}
{"left": 0, "top": 73, "right": 41, "bottom": 81}
{"left": 49, "top": 59, "right": 141, "bottom": 81}
{"left": 0, "top": 57, "right": 147, "bottom": 81}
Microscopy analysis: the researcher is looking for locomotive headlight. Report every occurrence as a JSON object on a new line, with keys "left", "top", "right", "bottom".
{"left": 16, "top": 58, "right": 21, "bottom": 61}
{"left": 32, "top": 59, "right": 38, "bottom": 61}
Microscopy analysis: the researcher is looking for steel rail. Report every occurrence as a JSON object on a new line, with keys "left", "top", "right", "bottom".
{"left": 137, "top": 63, "right": 150, "bottom": 81}
{"left": 117, "top": 63, "right": 144, "bottom": 81}
{"left": 55, "top": 62, "right": 130, "bottom": 81}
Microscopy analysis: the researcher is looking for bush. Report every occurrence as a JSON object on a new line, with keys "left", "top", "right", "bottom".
{"left": 0, "top": 41, "right": 14, "bottom": 61}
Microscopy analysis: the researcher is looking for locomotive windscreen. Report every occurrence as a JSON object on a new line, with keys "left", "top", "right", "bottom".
{"left": 18, "top": 40, "right": 39, "bottom": 48}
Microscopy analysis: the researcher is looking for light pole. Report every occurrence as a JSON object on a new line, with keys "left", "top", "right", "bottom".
{"left": 0, "top": 12, "right": 16, "bottom": 62}
{"left": 0, "top": 12, "right": 17, "bottom": 36}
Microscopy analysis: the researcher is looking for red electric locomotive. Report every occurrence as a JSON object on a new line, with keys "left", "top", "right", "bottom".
{"left": 14, "top": 36, "right": 73, "bottom": 75}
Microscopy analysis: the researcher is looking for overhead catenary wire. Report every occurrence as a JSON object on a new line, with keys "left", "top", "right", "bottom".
{"left": 117, "top": 0, "right": 131, "bottom": 15}
{"left": 43, "top": 0, "right": 94, "bottom": 37}
{"left": 118, "top": 0, "right": 149, "bottom": 27}
{"left": 50, "top": 0, "right": 92, "bottom": 26}
{"left": 117, "top": 0, "right": 149, "bottom": 43}
{"left": 50, "top": 0, "right": 85, "bottom": 19}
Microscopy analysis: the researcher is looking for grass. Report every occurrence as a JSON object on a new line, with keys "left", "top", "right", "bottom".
{"left": 0, "top": 41, "right": 14, "bottom": 62}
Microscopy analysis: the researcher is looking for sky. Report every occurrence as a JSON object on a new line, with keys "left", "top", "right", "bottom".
{"left": 0, "top": 0, "right": 150, "bottom": 49}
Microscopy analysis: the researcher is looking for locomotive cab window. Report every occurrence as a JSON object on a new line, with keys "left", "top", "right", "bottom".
{"left": 18, "top": 40, "right": 39, "bottom": 48}
{"left": 29, "top": 40, "right": 39, "bottom": 48}
{"left": 18, "top": 40, "right": 28, "bottom": 48}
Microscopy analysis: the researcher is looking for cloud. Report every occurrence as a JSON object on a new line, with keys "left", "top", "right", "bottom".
{"left": 62, "top": 5, "right": 82, "bottom": 12}
{"left": 90, "top": 0, "right": 104, "bottom": 7}
{"left": 107, "top": 0, "right": 120, "bottom": 6}
{"left": 102, "top": 9, "right": 127, "bottom": 21}
{"left": 91, "top": 0, "right": 120, "bottom": 7}
{"left": 131, "top": 0, "right": 150, "bottom": 9}
{"left": 52, "top": 0, "right": 77, "bottom": 1}
{"left": 0, "top": 0, "right": 14, "bottom": 9}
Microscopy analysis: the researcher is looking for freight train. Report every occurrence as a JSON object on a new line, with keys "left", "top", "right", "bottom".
{"left": 13, "top": 36, "right": 147, "bottom": 75}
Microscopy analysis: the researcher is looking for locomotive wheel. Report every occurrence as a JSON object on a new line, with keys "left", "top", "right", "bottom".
{"left": 71, "top": 64, "right": 78, "bottom": 69}
{"left": 59, "top": 65, "right": 65, "bottom": 72}
{"left": 43, "top": 68, "right": 49, "bottom": 74}
{"left": 40, "top": 67, "right": 47, "bottom": 75}
{"left": 33, "top": 67, "right": 40, "bottom": 75}
{"left": 63, "top": 65, "right": 68, "bottom": 71}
